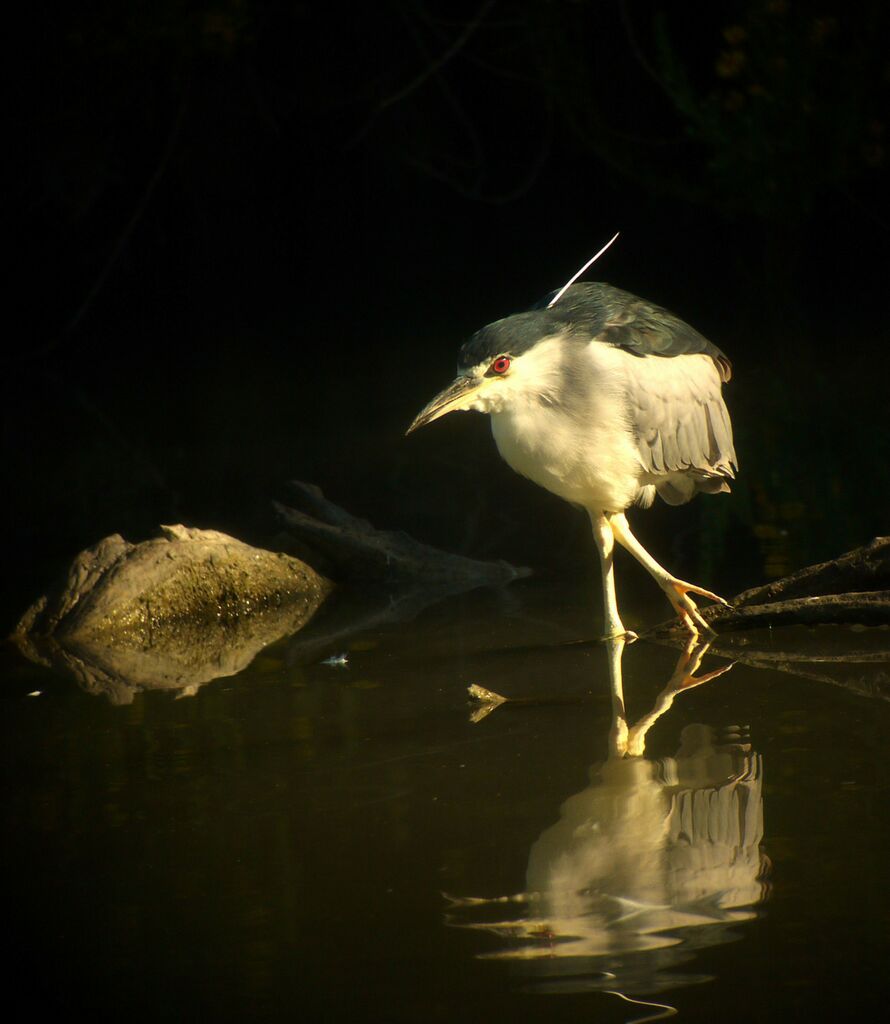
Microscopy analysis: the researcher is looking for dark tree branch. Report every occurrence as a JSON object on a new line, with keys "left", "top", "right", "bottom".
{"left": 652, "top": 537, "right": 890, "bottom": 635}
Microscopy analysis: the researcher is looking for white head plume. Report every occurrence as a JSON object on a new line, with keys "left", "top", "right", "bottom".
{"left": 547, "top": 232, "right": 621, "bottom": 308}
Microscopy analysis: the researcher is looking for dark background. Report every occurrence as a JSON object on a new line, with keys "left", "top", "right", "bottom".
{"left": 6, "top": 0, "right": 890, "bottom": 629}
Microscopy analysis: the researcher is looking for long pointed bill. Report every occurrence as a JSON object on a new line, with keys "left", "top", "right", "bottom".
{"left": 406, "top": 374, "right": 482, "bottom": 435}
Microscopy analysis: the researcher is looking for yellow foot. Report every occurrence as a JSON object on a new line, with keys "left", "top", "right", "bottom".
{"left": 669, "top": 636, "right": 735, "bottom": 690}
{"left": 664, "top": 578, "right": 728, "bottom": 636}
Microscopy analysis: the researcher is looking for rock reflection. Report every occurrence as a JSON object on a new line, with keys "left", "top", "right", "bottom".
{"left": 13, "top": 598, "right": 325, "bottom": 705}
{"left": 12, "top": 526, "right": 332, "bottom": 703}
{"left": 449, "top": 639, "right": 769, "bottom": 999}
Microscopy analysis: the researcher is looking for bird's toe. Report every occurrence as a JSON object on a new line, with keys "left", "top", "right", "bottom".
{"left": 672, "top": 579, "right": 727, "bottom": 605}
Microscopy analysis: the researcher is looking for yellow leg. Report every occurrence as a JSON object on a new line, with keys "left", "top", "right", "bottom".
{"left": 608, "top": 512, "right": 728, "bottom": 636}
{"left": 605, "top": 635, "right": 629, "bottom": 757}
{"left": 589, "top": 511, "right": 636, "bottom": 641}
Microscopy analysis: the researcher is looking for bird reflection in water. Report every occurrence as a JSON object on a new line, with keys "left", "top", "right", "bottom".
{"left": 448, "top": 639, "right": 769, "bottom": 1013}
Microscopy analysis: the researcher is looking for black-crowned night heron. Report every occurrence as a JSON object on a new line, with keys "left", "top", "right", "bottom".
{"left": 407, "top": 274, "right": 737, "bottom": 639}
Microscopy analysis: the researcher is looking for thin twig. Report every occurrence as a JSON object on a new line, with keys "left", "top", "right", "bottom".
{"left": 32, "top": 91, "right": 189, "bottom": 361}
{"left": 378, "top": 0, "right": 496, "bottom": 113}
{"left": 349, "top": 0, "right": 496, "bottom": 147}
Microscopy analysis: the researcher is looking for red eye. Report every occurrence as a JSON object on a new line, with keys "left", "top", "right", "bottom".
{"left": 490, "top": 355, "right": 511, "bottom": 375}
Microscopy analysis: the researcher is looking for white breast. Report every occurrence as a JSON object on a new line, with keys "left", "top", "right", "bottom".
{"left": 489, "top": 343, "right": 643, "bottom": 513}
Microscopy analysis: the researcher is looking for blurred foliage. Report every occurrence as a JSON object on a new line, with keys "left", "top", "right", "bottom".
{"left": 653, "top": 0, "right": 887, "bottom": 220}
{"left": 21, "top": 2, "right": 890, "bottom": 222}
{"left": 15, "top": 1, "right": 889, "bottom": 315}
{"left": 313, "top": 1, "right": 889, "bottom": 221}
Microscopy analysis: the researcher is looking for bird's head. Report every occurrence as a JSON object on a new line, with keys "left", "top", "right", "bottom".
{"left": 407, "top": 235, "right": 624, "bottom": 435}
{"left": 406, "top": 309, "right": 578, "bottom": 434}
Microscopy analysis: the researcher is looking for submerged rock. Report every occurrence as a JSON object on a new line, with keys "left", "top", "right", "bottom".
{"left": 13, "top": 525, "right": 332, "bottom": 703}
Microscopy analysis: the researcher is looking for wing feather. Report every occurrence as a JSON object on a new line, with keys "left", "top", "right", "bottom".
{"left": 629, "top": 352, "right": 737, "bottom": 504}
{"left": 649, "top": 427, "right": 665, "bottom": 472}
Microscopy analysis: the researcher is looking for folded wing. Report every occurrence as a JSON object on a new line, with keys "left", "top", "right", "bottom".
{"left": 623, "top": 351, "right": 737, "bottom": 507}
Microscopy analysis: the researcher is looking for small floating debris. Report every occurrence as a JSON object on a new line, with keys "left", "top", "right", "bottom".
{"left": 468, "top": 683, "right": 508, "bottom": 705}
{"left": 26, "top": 691, "right": 42, "bottom": 698}
{"left": 467, "top": 683, "right": 508, "bottom": 723}
{"left": 322, "top": 653, "right": 349, "bottom": 668}
{"left": 467, "top": 683, "right": 592, "bottom": 722}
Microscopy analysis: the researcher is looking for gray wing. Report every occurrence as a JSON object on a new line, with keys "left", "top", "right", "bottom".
{"left": 626, "top": 351, "right": 737, "bottom": 507}
{"left": 559, "top": 282, "right": 733, "bottom": 383}
{"left": 537, "top": 280, "right": 737, "bottom": 504}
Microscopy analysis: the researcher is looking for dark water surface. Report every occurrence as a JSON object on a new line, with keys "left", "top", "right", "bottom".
{"left": 3, "top": 578, "right": 889, "bottom": 1022}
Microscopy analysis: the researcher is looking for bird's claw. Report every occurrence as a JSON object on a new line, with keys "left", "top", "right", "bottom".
{"left": 665, "top": 578, "right": 726, "bottom": 637}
